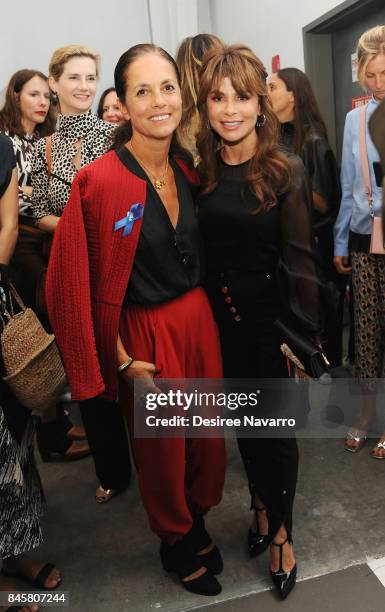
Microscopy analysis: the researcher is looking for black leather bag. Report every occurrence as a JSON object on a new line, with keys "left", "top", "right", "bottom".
{"left": 274, "top": 319, "right": 330, "bottom": 379}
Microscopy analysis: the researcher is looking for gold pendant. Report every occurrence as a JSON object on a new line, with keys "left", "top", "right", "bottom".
{"left": 154, "top": 179, "right": 166, "bottom": 190}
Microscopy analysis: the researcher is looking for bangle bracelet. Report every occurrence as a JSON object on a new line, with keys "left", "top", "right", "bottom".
{"left": 117, "top": 357, "right": 134, "bottom": 373}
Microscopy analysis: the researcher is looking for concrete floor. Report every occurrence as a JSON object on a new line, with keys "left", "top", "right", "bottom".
{"left": 202, "top": 564, "right": 385, "bottom": 612}
{"left": 28, "top": 426, "right": 385, "bottom": 612}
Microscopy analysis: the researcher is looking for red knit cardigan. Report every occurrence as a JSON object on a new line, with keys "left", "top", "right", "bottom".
{"left": 45, "top": 149, "right": 198, "bottom": 401}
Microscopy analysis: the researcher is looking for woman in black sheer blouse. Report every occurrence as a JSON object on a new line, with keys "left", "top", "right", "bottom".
{"left": 268, "top": 68, "right": 343, "bottom": 367}
{"left": 196, "top": 44, "right": 321, "bottom": 600}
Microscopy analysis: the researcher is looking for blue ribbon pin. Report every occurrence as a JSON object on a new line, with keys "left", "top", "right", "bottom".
{"left": 114, "top": 203, "right": 144, "bottom": 236}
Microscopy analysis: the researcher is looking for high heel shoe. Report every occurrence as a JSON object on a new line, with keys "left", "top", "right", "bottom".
{"left": 270, "top": 538, "right": 297, "bottom": 600}
{"left": 160, "top": 537, "right": 222, "bottom": 596}
{"left": 248, "top": 505, "right": 271, "bottom": 557}
{"left": 187, "top": 514, "right": 223, "bottom": 575}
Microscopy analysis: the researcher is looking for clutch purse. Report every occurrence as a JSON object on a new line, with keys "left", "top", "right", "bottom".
{"left": 274, "top": 319, "right": 330, "bottom": 379}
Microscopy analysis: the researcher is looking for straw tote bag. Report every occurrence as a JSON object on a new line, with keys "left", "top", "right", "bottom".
{"left": 0, "top": 284, "right": 66, "bottom": 414}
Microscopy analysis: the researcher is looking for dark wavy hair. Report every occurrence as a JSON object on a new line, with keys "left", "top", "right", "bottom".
{"left": 112, "top": 43, "right": 192, "bottom": 163}
{"left": 276, "top": 68, "right": 328, "bottom": 155}
{"left": 0, "top": 69, "right": 56, "bottom": 138}
{"left": 97, "top": 87, "right": 116, "bottom": 119}
{"left": 197, "top": 44, "right": 291, "bottom": 208}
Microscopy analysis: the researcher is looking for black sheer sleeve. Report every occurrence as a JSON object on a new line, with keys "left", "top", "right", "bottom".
{"left": 0, "top": 134, "right": 16, "bottom": 198}
{"left": 279, "top": 155, "right": 323, "bottom": 336}
{"left": 300, "top": 134, "right": 341, "bottom": 218}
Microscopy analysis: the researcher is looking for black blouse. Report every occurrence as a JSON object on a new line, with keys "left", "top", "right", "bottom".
{"left": 0, "top": 134, "right": 16, "bottom": 198}
{"left": 280, "top": 122, "right": 341, "bottom": 231}
{"left": 198, "top": 155, "right": 320, "bottom": 333}
{"left": 116, "top": 147, "right": 203, "bottom": 305}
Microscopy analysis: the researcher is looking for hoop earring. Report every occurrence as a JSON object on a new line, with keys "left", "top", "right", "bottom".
{"left": 256, "top": 114, "right": 266, "bottom": 127}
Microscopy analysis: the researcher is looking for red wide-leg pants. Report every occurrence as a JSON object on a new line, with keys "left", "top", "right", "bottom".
{"left": 119, "top": 287, "right": 226, "bottom": 543}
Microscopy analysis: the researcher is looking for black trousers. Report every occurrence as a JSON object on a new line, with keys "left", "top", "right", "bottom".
{"left": 213, "top": 298, "right": 298, "bottom": 541}
{"left": 79, "top": 397, "right": 132, "bottom": 490}
{"left": 12, "top": 226, "right": 46, "bottom": 312}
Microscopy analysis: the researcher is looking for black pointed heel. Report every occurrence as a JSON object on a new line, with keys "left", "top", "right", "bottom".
{"left": 248, "top": 505, "right": 271, "bottom": 557}
{"left": 270, "top": 538, "right": 297, "bottom": 600}
{"left": 160, "top": 538, "right": 222, "bottom": 596}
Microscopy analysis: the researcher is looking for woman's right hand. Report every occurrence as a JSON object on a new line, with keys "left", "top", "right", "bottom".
{"left": 334, "top": 255, "right": 352, "bottom": 274}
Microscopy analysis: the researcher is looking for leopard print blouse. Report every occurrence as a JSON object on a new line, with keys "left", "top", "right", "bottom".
{"left": 31, "top": 110, "right": 115, "bottom": 219}
{"left": 6, "top": 132, "right": 38, "bottom": 218}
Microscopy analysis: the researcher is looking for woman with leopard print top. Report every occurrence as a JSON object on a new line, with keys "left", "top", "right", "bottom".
{"left": 31, "top": 44, "right": 132, "bottom": 503}
{"left": 31, "top": 51, "right": 114, "bottom": 228}
{"left": 31, "top": 109, "right": 114, "bottom": 223}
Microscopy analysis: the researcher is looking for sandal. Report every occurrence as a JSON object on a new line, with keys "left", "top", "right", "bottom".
{"left": 95, "top": 486, "right": 127, "bottom": 504}
{"left": 2, "top": 563, "right": 61, "bottom": 590}
{"left": 344, "top": 429, "right": 367, "bottom": 453}
{"left": 371, "top": 439, "right": 385, "bottom": 459}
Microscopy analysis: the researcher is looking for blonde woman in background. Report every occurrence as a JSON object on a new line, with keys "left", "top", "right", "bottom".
{"left": 175, "top": 34, "right": 222, "bottom": 160}
{"left": 31, "top": 45, "right": 132, "bottom": 502}
{"left": 334, "top": 25, "right": 385, "bottom": 458}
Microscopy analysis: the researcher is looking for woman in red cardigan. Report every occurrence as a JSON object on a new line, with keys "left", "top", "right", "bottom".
{"left": 46, "top": 44, "right": 226, "bottom": 597}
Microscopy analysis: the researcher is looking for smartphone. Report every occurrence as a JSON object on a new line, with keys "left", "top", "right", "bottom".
{"left": 373, "top": 161, "right": 383, "bottom": 188}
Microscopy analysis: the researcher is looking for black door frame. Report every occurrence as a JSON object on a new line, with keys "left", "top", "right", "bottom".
{"left": 303, "top": 0, "right": 384, "bottom": 156}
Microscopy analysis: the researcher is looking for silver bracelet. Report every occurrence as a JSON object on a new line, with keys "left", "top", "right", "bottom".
{"left": 117, "top": 357, "right": 134, "bottom": 373}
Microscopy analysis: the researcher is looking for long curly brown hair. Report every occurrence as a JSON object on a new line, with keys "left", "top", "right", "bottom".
{"left": 0, "top": 69, "right": 56, "bottom": 138}
{"left": 196, "top": 44, "right": 291, "bottom": 209}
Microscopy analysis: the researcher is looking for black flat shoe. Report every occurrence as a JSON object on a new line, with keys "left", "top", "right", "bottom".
{"left": 248, "top": 505, "right": 271, "bottom": 557}
{"left": 187, "top": 515, "right": 223, "bottom": 575}
{"left": 270, "top": 538, "right": 297, "bottom": 600}
{"left": 160, "top": 538, "right": 221, "bottom": 596}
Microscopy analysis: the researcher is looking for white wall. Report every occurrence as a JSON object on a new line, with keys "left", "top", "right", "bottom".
{"left": 1, "top": 0, "right": 151, "bottom": 104}
{"left": 209, "top": 0, "right": 342, "bottom": 72}
{"left": 148, "top": 0, "right": 199, "bottom": 53}
{"left": 1, "top": 0, "right": 346, "bottom": 106}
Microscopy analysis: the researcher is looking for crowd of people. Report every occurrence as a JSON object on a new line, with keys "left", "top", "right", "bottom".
{"left": 1, "top": 22, "right": 385, "bottom": 611}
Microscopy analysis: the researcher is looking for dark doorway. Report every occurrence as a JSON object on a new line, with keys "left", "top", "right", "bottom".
{"left": 304, "top": 0, "right": 385, "bottom": 162}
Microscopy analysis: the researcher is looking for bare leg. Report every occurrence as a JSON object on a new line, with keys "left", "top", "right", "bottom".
{"left": 345, "top": 395, "right": 376, "bottom": 451}
{"left": 250, "top": 493, "right": 268, "bottom": 536}
{"left": 270, "top": 524, "right": 296, "bottom": 572}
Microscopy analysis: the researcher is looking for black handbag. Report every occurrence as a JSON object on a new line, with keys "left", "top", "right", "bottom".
{"left": 274, "top": 319, "right": 330, "bottom": 379}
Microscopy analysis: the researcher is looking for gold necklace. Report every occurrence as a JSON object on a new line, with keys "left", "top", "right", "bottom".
{"left": 128, "top": 140, "right": 169, "bottom": 189}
